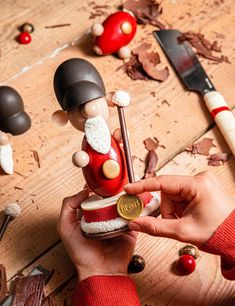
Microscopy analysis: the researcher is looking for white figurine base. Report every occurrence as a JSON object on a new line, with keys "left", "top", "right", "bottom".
{"left": 81, "top": 192, "right": 160, "bottom": 240}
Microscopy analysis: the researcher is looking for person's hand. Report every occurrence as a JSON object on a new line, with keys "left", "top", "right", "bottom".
{"left": 57, "top": 189, "right": 137, "bottom": 282}
{"left": 124, "top": 171, "right": 235, "bottom": 247}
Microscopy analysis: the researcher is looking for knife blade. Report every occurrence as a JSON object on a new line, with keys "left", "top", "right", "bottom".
{"left": 153, "top": 29, "right": 235, "bottom": 157}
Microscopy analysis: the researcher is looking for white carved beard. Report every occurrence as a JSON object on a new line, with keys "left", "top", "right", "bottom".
{"left": 85, "top": 116, "right": 111, "bottom": 154}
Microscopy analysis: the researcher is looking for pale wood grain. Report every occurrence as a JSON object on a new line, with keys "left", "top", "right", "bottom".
{"left": 0, "top": 0, "right": 118, "bottom": 82}
{"left": 0, "top": 0, "right": 235, "bottom": 305}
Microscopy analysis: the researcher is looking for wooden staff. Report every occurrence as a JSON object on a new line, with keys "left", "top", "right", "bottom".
{"left": 117, "top": 106, "right": 135, "bottom": 183}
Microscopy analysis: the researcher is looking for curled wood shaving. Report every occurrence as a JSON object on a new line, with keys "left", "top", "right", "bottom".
{"left": 120, "top": 43, "right": 169, "bottom": 81}
{"left": 123, "top": 0, "right": 166, "bottom": 29}
{"left": 178, "top": 31, "right": 229, "bottom": 63}
{"left": 122, "top": 55, "right": 148, "bottom": 80}
{"left": 145, "top": 150, "right": 158, "bottom": 178}
{"left": 142, "top": 61, "right": 169, "bottom": 81}
{"left": 186, "top": 138, "right": 216, "bottom": 156}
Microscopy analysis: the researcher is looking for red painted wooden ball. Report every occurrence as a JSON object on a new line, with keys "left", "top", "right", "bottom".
{"left": 18, "top": 32, "right": 31, "bottom": 44}
{"left": 177, "top": 254, "right": 196, "bottom": 274}
{"left": 94, "top": 11, "right": 137, "bottom": 55}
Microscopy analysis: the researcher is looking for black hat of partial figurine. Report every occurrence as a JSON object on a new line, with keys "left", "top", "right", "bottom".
{"left": 54, "top": 58, "right": 106, "bottom": 111}
{"left": 0, "top": 86, "right": 31, "bottom": 135}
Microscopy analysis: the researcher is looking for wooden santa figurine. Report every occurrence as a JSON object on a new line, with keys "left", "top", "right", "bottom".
{"left": 52, "top": 58, "right": 159, "bottom": 239}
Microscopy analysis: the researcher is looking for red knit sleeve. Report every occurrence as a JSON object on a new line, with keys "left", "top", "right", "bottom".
{"left": 200, "top": 209, "right": 235, "bottom": 280}
{"left": 73, "top": 275, "right": 141, "bottom": 306}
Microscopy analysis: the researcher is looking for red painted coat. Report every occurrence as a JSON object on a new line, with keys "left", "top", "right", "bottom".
{"left": 82, "top": 135, "right": 128, "bottom": 197}
{"left": 95, "top": 11, "right": 137, "bottom": 54}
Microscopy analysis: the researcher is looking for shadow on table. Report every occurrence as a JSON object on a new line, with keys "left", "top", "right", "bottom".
{"left": 76, "top": 32, "right": 97, "bottom": 58}
{"left": 8, "top": 214, "right": 60, "bottom": 270}
{"left": 75, "top": 31, "right": 121, "bottom": 61}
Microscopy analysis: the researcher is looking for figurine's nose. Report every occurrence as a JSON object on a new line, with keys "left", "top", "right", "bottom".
{"left": 82, "top": 100, "right": 101, "bottom": 118}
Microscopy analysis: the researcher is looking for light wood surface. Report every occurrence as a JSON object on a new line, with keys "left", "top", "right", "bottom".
{"left": 0, "top": 0, "right": 235, "bottom": 305}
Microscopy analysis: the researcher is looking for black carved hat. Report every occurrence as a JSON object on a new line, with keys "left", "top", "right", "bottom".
{"left": 53, "top": 58, "right": 106, "bottom": 111}
{"left": 0, "top": 86, "right": 31, "bottom": 135}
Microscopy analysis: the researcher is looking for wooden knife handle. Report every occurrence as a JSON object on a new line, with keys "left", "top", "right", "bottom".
{"left": 204, "top": 91, "right": 235, "bottom": 157}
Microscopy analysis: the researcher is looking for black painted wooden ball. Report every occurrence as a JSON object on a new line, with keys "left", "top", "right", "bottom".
{"left": 128, "top": 255, "right": 146, "bottom": 273}
{"left": 0, "top": 86, "right": 31, "bottom": 135}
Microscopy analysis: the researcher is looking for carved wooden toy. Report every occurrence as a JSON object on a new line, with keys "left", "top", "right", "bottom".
{"left": 91, "top": 11, "right": 137, "bottom": 59}
{"left": 53, "top": 58, "right": 159, "bottom": 239}
{"left": 0, "top": 86, "right": 31, "bottom": 174}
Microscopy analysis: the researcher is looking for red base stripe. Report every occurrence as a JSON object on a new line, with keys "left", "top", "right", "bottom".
{"left": 138, "top": 192, "right": 153, "bottom": 205}
{"left": 83, "top": 204, "right": 118, "bottom": 223}
{"left": 83, "top": 192, "right": 154, "bottom": 223}
{"left": 211, "top": 106, "right": 230, "bottom": 118}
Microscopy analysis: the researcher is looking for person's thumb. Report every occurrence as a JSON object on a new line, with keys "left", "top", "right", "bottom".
{"left": 128, "top": 216, "right": 179, "bottom": 240}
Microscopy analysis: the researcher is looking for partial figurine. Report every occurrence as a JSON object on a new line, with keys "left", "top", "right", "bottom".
{"left": 91, "top": 11, "right": 137, "bottom": 59}
{"left": 0, "top": 86, "right": 31, "bottom": 174}
{"left": 52, "top": 58, "right": 159, "bottom": 239}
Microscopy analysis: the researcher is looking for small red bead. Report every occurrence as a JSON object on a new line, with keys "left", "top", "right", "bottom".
{"left": 177, "top": 254, "right": 196, "bottom": 275}
{"left": 18, "top": 32, "right": 31, "bottom": 44}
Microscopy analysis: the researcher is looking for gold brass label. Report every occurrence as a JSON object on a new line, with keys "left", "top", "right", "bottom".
{"left": 117, "top": 194, "right": 144, "bottom": 220}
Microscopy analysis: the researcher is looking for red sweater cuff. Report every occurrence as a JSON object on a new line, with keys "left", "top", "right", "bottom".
{"left": 73, "top": 275, "right": 141, "bottom": 306}
{"left": 201, "top": 209, "right": 235, "bottom": 280}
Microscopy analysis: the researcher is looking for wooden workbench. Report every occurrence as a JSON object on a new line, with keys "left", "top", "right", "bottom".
{"left": 0, "top": 0, "right": 235, "bottom": 305}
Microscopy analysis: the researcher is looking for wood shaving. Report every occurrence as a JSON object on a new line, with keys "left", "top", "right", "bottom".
{"left": 178, "top": 31, "right": 229, "bottom": 63}
{"left": 161, "top": 99, "right": 170, "bottom": 106}
{"left": 88, "top": 2, "right": 110, "bottom": 19}
{"left": 123, "top": 0, "right": 166, "bottom": 29}
{"left": 45, "top": 23, "right": 71, "bottom": 28}
{"left": 142, "top": 62, "right": 169, "bottom": 81}
{"left": 31, "top": 150, "right": 41, "bottom": 168}
{"left": 132, "top": 43, "right": 152, "bottom": 55}
{"left": 120, "top": 43, "right": 169, "bottom": 81}
{"left": 144, "top": 137, "right": 166, "bottom": 151}
{"left": 208, "top": 152, "right": 230, "bottom": 166}
{"left": 153, "top": 137, "right": 166, "bottom": 149}
{"left": 145, "top": 150, "right": 158, "bottom": 178}
{"left": 186, "top": 138, "right": 216, "bottom": 156}
{"left": 144, "top": 137, "right": 159, "bottom": 151}
{"left": 120, "top": 54, "right": 148, "bottom": 80}
{"left": 14, "top": 186, "right": 24, "bottom": 190}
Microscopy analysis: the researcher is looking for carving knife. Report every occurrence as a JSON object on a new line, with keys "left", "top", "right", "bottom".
{"left": 153, "top": 29, "right": 235, "bottom": 157}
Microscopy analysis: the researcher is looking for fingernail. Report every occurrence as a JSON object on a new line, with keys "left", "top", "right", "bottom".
{"left": 128, "top": 221, "right": 140, "bottom": 231}
{"left": 124, "top": 183, "right": 131, "bottom": 189}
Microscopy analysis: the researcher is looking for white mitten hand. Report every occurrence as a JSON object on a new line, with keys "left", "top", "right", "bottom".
{"left": 0, "top": 143, "right": 14, "bottom": 174}
{"left": 111, "top": 90, "right": 130, "bottom": 107}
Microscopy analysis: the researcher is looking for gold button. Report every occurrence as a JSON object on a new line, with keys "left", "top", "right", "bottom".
{"left": 121, "top": 22, "right": 132, "bottom": 34}
{"left": 102, "top": 160, "right": 120, "bottom": 179}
